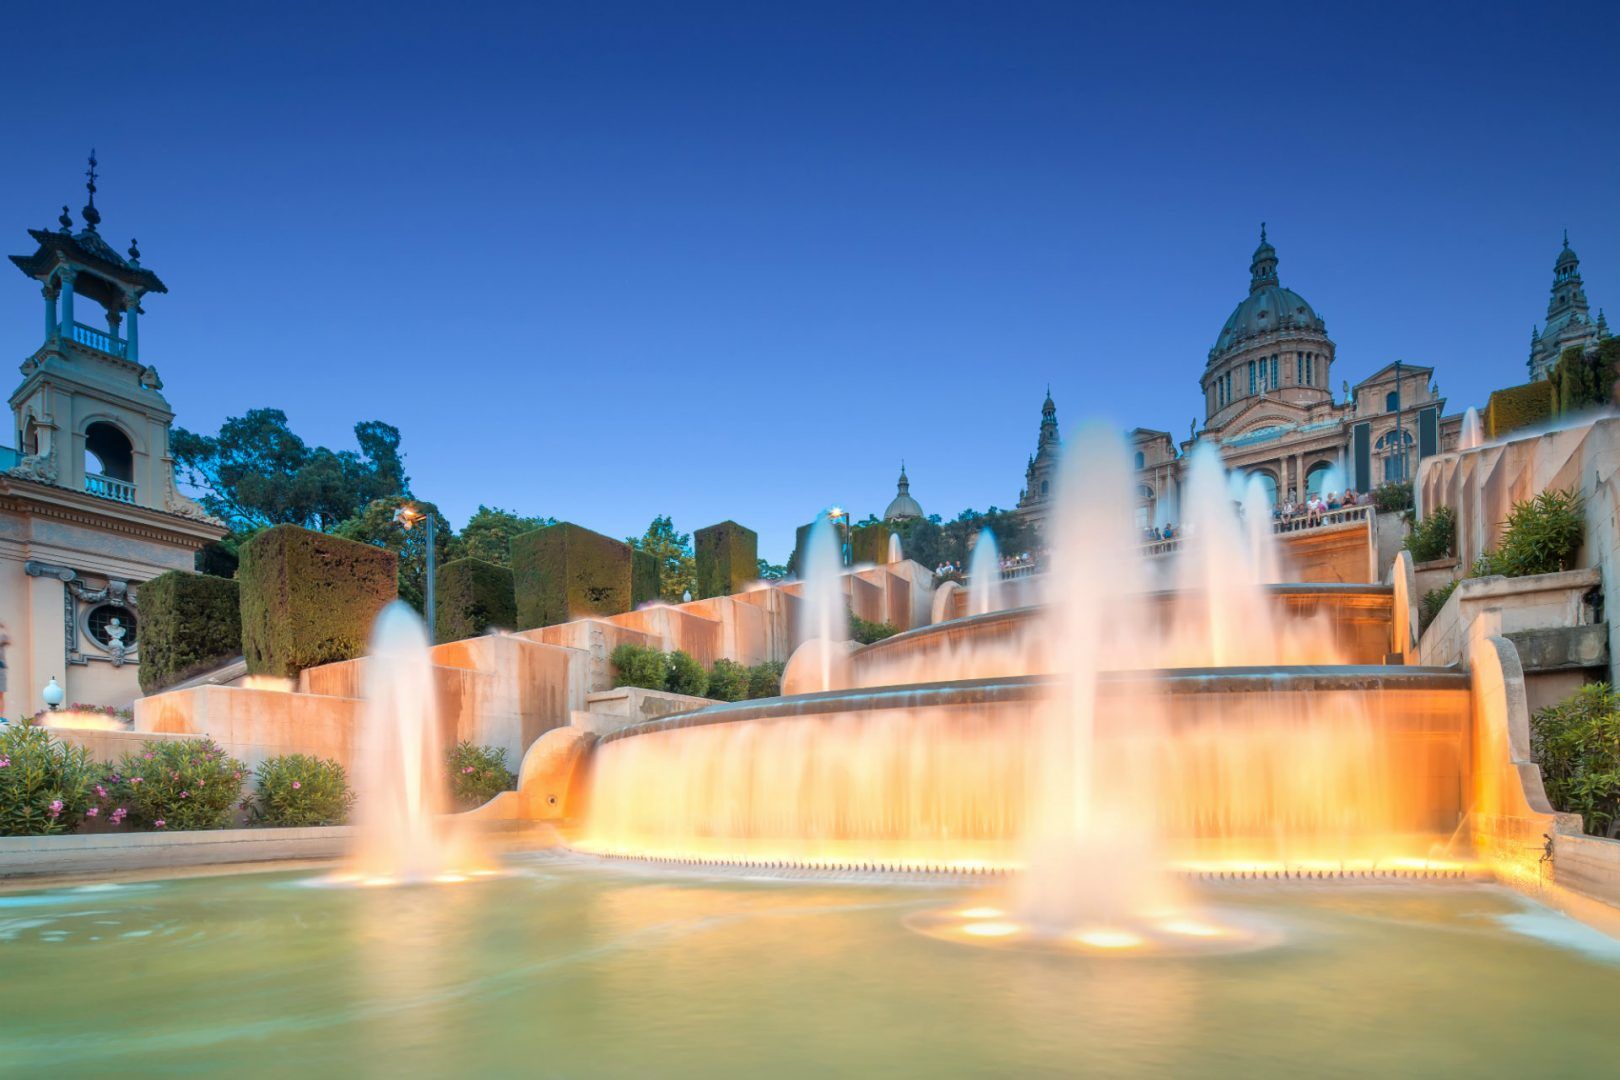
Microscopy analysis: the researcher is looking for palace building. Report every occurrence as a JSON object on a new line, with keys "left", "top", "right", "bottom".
{"left": 1017, "top": 226, "right": 1462, "bottom": 530}
{"left": 0, "top": 156, "right": 223, "bottom": 717}
{"left": 1528, "top": 232, "right": 1608, "bottom": 382}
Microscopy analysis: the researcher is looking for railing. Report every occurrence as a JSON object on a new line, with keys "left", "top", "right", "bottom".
{"left": 68, "top": 321, "right": 128, "bottom": 358}
{"left": 85, "top": 473, "right": 137, "bottom": 503}
{"left": 1141, "top": 502, "right": 1373, "bottom": 557}
{"left": 999, "top": 561, "right": 1040, "bottom": 580}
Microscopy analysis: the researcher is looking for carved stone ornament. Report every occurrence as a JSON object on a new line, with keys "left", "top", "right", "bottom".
{"left": 9, "top": 450, "right": 59, "bottom": 485}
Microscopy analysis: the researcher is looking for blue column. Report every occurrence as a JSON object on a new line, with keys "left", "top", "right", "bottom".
{"left": 58, "top": 270, "right": 75, "bottom": 336}
{"left": 42, "top": 284, "right": 57, "bottom": 339}
{"left": 125, "top": 296, "right": 139, "bottom": 361}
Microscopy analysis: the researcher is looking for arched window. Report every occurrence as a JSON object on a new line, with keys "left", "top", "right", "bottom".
{"left": 84, "top": 422, "right": 134, "bottom": 482}
{"left": 1040, "top": 480, "right": 1049, "bottom": 496}
{"left": 1376, "top": 429, "right": 1415, "bottom": 482}
{"left": 1385, "top": 390, "right": 1399, "bottom": 412}
{"left": 1134, "top": 451, "right": 1146, "bottom": 470}
{"left": 1246, "top": 471, "right": 1278, "bottom": 506}
{"left": 22, "top": 417, "right": 39, "bottom": 455}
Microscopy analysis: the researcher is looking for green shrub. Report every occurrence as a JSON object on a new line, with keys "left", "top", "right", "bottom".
{"left": 695, "top": 521, "right": 758, "bottom": 599}
{"left": 105, "top": 738, "right": 246, "bottom": 830}
{"left": 0, "top": 725, "right": 104, "bottom": 836}
{"left": 745, "top": 660, "right": 785, "bottom": 699}
{"left": 447, "top": 742, "right": 516, "bottom": 809}
{"left": 1418, "top": 580, "right": 1458, "bottom": 632}
{"left": 707, "top": 658, "right": 750, "bottom": 702}
{"left": 1497, "top": 488, "right": 1585, "bottom": 576}
{"left": 511, "top": 522, "right": 634, "bottom": 629}
{"left": 666, "top": 650, "right": 709, "bottom": 697}
{"left": 611, "top": 643, "right": 669, "bottom": 690}
{"left": 1404, "top": 505, "right": 1456, "bottom": 564}
{"left": 1531, "top": 683, "right": 1620, "bottom": 837}
{"left": 631, "top": 549, "right": 661, "bottom": 608}
{"left": 435, "top": 557, "right": 517, "bottom": 642}
{"left": 850, "top": 610, "right": 899, "bottom": 645}
{"left": 237, "top": 524, "right": 397, "bottom": 677}
{"left": 847, "top": 522, "right": 894, "bottom": 567}
{"left": 250, "top": 754, "right": 354, "bottom": 827}
{"left": 1485, "top": 380, "right": 1555, "bottom": 439}
{"left": 138, "top": 571, "right": 243, "bottom": 694}
{"left": 1371, "top": 481, "right": 1413, "bottom": 514}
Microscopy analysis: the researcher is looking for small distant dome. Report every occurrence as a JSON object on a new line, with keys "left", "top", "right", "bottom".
{"left": 884, "top": 463, "right": 923, "bottom": 521}
{"left": 1209, "top": 225, "right": 1327, "bottom": 360}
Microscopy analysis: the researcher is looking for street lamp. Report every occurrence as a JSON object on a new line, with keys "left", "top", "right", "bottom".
{"left": 827, "top": 506, "right": 852, "bottom": 567}
{"left": 393, "top": 503, "right": 437, "bottom": 644}
{"left": 42, "top": 676, "right": 65, "bottom": 711}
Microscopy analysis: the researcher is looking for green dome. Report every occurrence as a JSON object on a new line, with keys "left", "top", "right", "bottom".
{"left": 1209, "top": 225, "right": 1326, "bottom": 360}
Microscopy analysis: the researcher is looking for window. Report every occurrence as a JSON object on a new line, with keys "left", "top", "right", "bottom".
{"left": 1270, "top": 355, "right": 1279, "bottom": 389}
{"left": 87, "top": 604, "right": 137, "bottom": 654}
{"left": 1376, "top": 429, "right": 1415, "bottom": 482}
{"left": 1385, "top": 390, "right": 1399, "bottom": 412}
{"left": 1296, "top": 352, "right": 1304, "bottom": 383}
{"left": 1248, "top": 361, "right": 1256, "bottom": 394}
{"left": 84, "top": 422, "right": 134, "bottom": 481}
{"left": 1134, "top": 451, "right": 1146, "bottom": 470}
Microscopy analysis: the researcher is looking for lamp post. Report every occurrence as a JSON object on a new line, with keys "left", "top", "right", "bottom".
{"left": 828, "top": 506, "right": 852, "bottom": 567}
{"left": 393, "top": 503, "right": 436, "bottom": 644}
{"left": 42, "top": 676, "right": 65, "bottom": 712}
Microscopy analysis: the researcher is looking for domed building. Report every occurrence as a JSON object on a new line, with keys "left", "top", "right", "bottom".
{"left": 883, "top": 463, "right": 924, "bottom": 522}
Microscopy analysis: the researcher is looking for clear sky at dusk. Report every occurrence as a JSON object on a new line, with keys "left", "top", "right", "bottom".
{"left": 2, "top": 1, "right": 1616, "bottom": 559}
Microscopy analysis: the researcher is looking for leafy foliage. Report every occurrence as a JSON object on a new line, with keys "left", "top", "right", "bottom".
{"left": 1404, "top": 505, "right": 1456, "bottom": 563}
{"left": 137, "top": 571, "right": 242, "bottom": 694}
{"left": 238, "top": 525, "right": 397, "bottom": 677}
{"left": 610, "top": 643, "right": 670, "bottom": 691}
{"left": 610, "top": 645, "right": 781, "bottom": 700}
{"left": 1496, "top": 488, "right": 1585, "bottom": 576}
{"left": 0, "top": 725, "right": 104, "bottom": 836}
{"left": 454, "top": 506, "right": 555, "bottom": 567}
{"left": 1484, "top": 381, "right": 1555, "bottom": 440}
{"left": 627, "top": 516, "right": 696, "bottom": 602}
{"left": 250, "top": 755, "right": 354, "bottom": 827}
{"left": 1532, "top": 683, "right": 1620, "bottom": 837}
{"left": 745, "top": 660, "right": 785, "bottom": 700}
{"left": 706, "top": 658, "right": 750, "bottom": 702}
{"left": 172, "top": 409, "right": 407, "bottom": 532}
{"left": 666, "top": 650, "right": 710, "bottom": 697}
{"left": 446, "top": 742, "right": 516, "bottom": 810}
{"left": 755, "top": 559, "right": 789, "bottom": 581}
{"left": 850, "top": 610, "right": 899, "bottom": 644}
{"left": 333, "top": 496, "right": 453, "bottom": 615}
{"left": 1548, "top": 340, "right": 1619, "bottom": 415}
{"left": 435, "top": 557, "right": 517, "bottom": 640}
{"left": 1371, "top": 481, "right": 1414, "bottom": 514}
{"left": 512, "top": 523, "right": 632, "bottom": 629}
{"left": 105, "top": 738, "right": 246, "bottom": 830}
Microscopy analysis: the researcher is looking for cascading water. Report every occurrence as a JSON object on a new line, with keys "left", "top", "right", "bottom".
{"left": 342, "top": 601, "right": 479, "bottom": 884}
{"left": 886, "top": 532, "right": 903, "bottom": 564}
{"left": 793, "top": 512, "right": 848, "bottom": 693}
{"left": 966, "top": 528, "right": 1003, "bottom": 617}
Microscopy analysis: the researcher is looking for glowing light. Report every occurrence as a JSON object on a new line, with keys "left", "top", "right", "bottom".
{"left": 961, "top": 921, "right": 1021, "bottom": 938}
{"left": 1075, "top": 928, "right": 1144, "bottom": 950}
{"left": 434, "top": 873, "right": 468, "bottom": 884}
{"left": 362, "top": 876, "right": 395, "bottom": 887}
{"left": 957, "top": 907, "right": 1004, "bottom": 919}
{"left": 1160, "top": 919, "right": 1224, "bottom": 938}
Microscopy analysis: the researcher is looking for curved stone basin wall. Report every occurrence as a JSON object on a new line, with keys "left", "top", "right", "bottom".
{"left": 851, "top": 585, "right": 1395, "bottom": 689}
{"left": 575, "top": 667, "right": 1468, "bottom": 872}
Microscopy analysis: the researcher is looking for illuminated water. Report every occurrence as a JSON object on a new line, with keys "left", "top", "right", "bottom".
{"left": 966, "top": 528, "right": 1003, "bottom": 616}
{"left": 2, "top": 864, "right": 1616, "bottom": 1076}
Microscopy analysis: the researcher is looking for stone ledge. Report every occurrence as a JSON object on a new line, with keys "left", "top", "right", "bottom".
{"left": 0, "top": 826, "right": 352, "bottom": 879}
{"left": 1506, "top": 624, "right": 1610, "bottom": 672}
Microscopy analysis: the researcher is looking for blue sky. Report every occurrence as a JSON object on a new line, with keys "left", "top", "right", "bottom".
{"left": 2, "top": 1, "right": 1616, "bottom": 559}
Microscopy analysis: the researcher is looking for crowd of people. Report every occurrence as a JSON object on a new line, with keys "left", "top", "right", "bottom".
{"left": 932, "top": 549, "right": 1042, "bottom": 582}
{"left": 1274, "top": 488, "right": 1364, "bottom": 530}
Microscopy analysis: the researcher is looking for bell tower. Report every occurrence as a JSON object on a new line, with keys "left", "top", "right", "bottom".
{"left": 7, "top": 152, "right": 183, "bottom": 512}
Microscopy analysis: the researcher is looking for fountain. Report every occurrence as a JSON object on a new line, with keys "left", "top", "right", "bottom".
{"left": 1460, "top": 405, "right": 1484, "bottom": 450}
{"left": 788, "top": 512, "right": 850, "bottom": 694}
{"left": 886, "top": 531, "right": 903, "bottom": 563}
{"left": 966, "top": 528, "right": 1003, "bottom": 616}
{"left": 341, "top": 601, "right": 481, "bottom": 885}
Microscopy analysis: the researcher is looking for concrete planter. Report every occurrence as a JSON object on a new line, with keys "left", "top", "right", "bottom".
{"left": 0, "top": 825, "right": 352, "bottom": 880}
{"left": 1417, "top": 567, "right": 1601, "bottom": 669}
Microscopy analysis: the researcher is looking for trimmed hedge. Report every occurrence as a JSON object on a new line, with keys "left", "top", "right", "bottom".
{"left": 238, "top": 525, "right": 397, "bottom": 677}
{"left": 1485, "top": 381, "right": 1554, "bottom": 440}
{"left": 632, "top": 549, "right": 660, "bottom": 608}
{"left": 138, "top": 571, "right": 243, "bottom": 694}
{"left": 435, "top": 557, "right": 516, "bottom": 641}
{"left": 849, "top": 522, "right": 893, "bottom": 566}
{"left": 511, "top": 522, "right": 633, "bottom": 629}
{"left": 695, "top": 520, "right": 758, "bottom": 598}
{"left": 1550, "top": 339, "right": 1620, "bottom": 416}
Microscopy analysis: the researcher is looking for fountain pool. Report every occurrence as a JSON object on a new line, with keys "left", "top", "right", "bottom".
{"left": 2, "top": 861, "right": 1618, "bottom": 1076}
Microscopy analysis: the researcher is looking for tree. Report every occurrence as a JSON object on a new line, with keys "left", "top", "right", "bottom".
{"left": 172, "top": 409, "right": 409, "bottom": 532}
{"left": 454, "top": 505, "right": 554, "bottom": 567}
{"left": 627, "top": 515, "right": 695, "bottom": 602}
{"left": 333, "top": 496, "right": 453, "bottom": 615}
{"left": 756, "top": 558, "right": 789, "bottom": 580}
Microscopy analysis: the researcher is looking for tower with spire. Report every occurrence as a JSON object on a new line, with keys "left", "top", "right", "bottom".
{"left": 1528, "top": 231, "right": 1607, "bottom": 381}
{"left": 1015, "top": 387, "right": 1063, "bottom": 530}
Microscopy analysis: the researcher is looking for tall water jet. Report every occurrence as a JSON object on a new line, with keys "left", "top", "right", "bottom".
{"left": 1460, "top": 406, "right": 1483, "bottom": 451}
{"left": 886, "top": 531, "right": 903, "bottom": 564}
{"left": 1019, "top": 422, "right": 1175, "bottom": 933}
{"left": 794, "top": 512, "right": 847, "bottom": 693}
{"left": 346, "top": 602, "right": 464, "bottom": 883}
{"left": 967, "top": 528, "right": 1003, "bottom": 616}
{"left": 1240, "top": 474, "right": 1280, "bottom": 585}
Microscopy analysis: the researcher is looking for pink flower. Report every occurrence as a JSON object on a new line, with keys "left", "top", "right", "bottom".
{"left": 86, "top": 807, "right": 98, "bottom": 818}
{"left": 48, "top": 799, "right": 64, "bottom": 818}
{"left": 462, "top": 766, "right": 475, "bottom": 774}
{"left": 179, "top": 791, "right": 189, "bottom": 799}
{"left": 0, "top": 757, "right": 9, "bottom": 768}
{"left": 154, "top": 819, "right": 166, "bottom": 828}
{"left": 131, "top": 777, "right": 143, "bottom": 785}
{"left": 143, "top": 752, "right": 153, "bottom": 760}
{"left": 110, "top": 807, "right": 127, "bottom": 824}
{"left": 95, "top": 784, "right": 108, "bottom": 798}
{"left": 291, "top": 781, "right": 302, "bottom": 790}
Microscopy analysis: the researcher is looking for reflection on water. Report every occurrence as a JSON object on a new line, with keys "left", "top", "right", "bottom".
{"left": 0, "top": 864, "right": 1616, "bottom": 1076}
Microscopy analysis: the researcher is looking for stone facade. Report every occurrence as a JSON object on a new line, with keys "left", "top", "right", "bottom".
{"left": 1017, "top": 227, "right": 1463, "bottom": 532}
{"left": 1528, "top": 233, "right": 1608, "bottom": 382}
{"left": 1, "top": 170, "right": 224, "bottom": 715}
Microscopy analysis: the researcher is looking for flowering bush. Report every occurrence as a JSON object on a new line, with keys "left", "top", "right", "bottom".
{"left": 23, "top": 703, "right": 134, "bottom": 727}
{"left": 446, "top": 742, "right": 515, "bottom": 809}
{"left": 104, "top": 737, "right": 246, "bottom": 830}
{"left": 249, "top": 754, "right": 354, "bottom": 827}
{"left": 0, "top": 724, "right": 105, "bottom": 835}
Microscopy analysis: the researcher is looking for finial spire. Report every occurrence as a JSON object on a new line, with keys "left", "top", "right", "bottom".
{"left": 58, "top": 205, "right": 72, "bottom": 233}
{"left": 81, "top": 149, "right": 101, "bottom": 230}
{"left": 1563, "top": 228, "right": 1570, "bottom": 248}
{"left": 1260, "top": 221, "right": 1267, "bottom": 244}
{"left": 128, "top": 238, "right": 141, "bottom": 264}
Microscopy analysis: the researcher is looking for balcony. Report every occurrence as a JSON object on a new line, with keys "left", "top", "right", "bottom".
{"left": 68, "top": 321, "right": 128, "bottom": 358}
{"left": 85, "top": 473, "right": 137, "bottom": 504}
